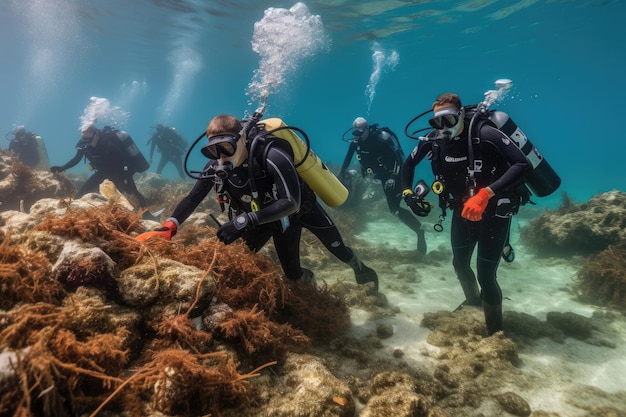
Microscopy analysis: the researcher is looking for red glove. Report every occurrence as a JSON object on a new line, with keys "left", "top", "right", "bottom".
{"left": 136, "top": 219, "right": 178, "bottom": 241}
{"left": 461, "top": 188, "right": 491, "bottom": 221}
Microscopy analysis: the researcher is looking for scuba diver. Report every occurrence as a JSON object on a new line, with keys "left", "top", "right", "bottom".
{"left": 50, "top": 124, "right": 150, "bottom": 208}
{"left": 137, "top": 113, "right": 379, "bottom": 292}
{"left": 401, "top": 93, "right": 531, "bottom": 335}
{"left": 147, "top": 124, "right": 188, "bottom": 179}
{"left": 6, "top": 125, "right": 48, "bottom": 169}
{"left": 339, "top": 117, "right": 427, "bottom": 255}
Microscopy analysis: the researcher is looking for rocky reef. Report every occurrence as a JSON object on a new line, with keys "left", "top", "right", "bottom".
{"left": 521, "top": 190, "right": 626, "bottom": 257}
{"left": 521, "top": 190, "right": 626, "bottom": 311}
{"left": 1, "top": 156, "right": 625, "bottom": 417}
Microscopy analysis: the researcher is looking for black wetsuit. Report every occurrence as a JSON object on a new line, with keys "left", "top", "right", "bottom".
{"left": 339, "top": 125, "right": 424, "bottom": 246}
{"left": 9, "top": 133, "right": 40, "bottom": 168}
{"left": 148, "top": 127, "right": 187, "bottom": 179}
{"left": 171, "top": 140, "right": 356, "bottom": 281}
{"left": 53, "top": 128, "right": 147, "bottom": 207}
{"left": 402, "top": 121, "right": 529, "bottom": 309}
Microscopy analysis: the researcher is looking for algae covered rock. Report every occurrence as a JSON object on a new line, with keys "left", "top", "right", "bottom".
{"left": 118, "top": 258, "right": 215, "bottom": 319}
{"left": 521, "top": 190, "right": 626, "bottom": 257}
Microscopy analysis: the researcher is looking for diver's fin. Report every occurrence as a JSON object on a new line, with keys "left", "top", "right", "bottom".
{"left": 150, "top": 208, "right": 166, "bottom": 217}
{"left": 348, "top": 256, "right": 378, "bottom": 292}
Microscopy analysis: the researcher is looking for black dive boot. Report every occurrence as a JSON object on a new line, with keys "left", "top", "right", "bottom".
{"left": 298, "top": 268, "right": 316, "bottom": 286}
{"left": 347, "top": 256, "right": 378, "bottom": 292}
{"left": 483, "top": 301, "right": 503, "bottom": 335}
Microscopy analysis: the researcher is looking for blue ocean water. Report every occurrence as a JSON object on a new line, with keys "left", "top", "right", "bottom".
{"left": 1, "top": 0, "right": 624, "bottom": 207}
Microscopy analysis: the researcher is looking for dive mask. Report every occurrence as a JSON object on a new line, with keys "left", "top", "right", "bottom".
{"left": 201, "top": 134, "right": 239, "bottom": 160}
{"left": 428, "top": 107, "right": 464, "bottom": 138}
{"left": 428, "top": 108, "right": 462, "bottom": 129}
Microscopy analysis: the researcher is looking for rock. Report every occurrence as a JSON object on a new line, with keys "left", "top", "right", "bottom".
{"left": 376, "top": 323, "right": 394, "bottom": 339}
{"left": 247, "top": 353, "right": 355, "bottom": 417}
{"left": 546, "top": 311, "right": 593, "bottom": 340}
{"left": 521, "top": 190, "right": 626, "bottom": 257}
{"left": 495, "top": 391, "right": 532, "bottom": 416}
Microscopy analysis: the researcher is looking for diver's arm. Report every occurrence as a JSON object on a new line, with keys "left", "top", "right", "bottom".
{"left": 481, "top": 125, "right": 530, "bottom": 195}
{"left": 247, "top": 146, "right": 301, "bottom": 226}
{"left": 401, "top": 141, "right": 431, "bottom": 190}
{"left": 57, "top": 149, "right": 84, "bottom": 171}
{"left": 170, "top": 162, "right": 215, "bottom": 224}
{"left": 381, "top": 128, "right": 406, "bottom": 165}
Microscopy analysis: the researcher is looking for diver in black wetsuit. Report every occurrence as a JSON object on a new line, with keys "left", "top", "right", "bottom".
{"left": 339, "top": 117, "right": 427, "bottom": 254}
{"left": 7, "top": 125, "right": 43, "bottom": 169}
{"left": 401, "top": 93, "right": 530, "bottom": 334}
{"left": 50, "top": 124, "right": 148, "bottom": 208}
{"left": 137, "top": 114, "right": 378, "bottom": 291}
{"left": 147, "top": 124, "right": 187, "bottom": 179}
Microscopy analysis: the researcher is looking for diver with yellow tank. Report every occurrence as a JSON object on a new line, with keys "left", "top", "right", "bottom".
{"left": 137, "top": 105, "right": 379, "bottom": 292}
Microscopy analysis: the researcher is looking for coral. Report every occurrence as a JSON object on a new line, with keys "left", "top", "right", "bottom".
{"left": 575, "top": 243, "right": 626, "bottom": 311}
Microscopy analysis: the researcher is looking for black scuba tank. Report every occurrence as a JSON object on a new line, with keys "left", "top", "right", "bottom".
{"left": 488, "top": 111, "right": 561, "bottom": 197}
{"left": 116, "top": 130, "right": 150, "bottom": 174}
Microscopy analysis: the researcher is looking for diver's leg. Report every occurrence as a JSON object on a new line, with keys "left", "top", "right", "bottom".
{"left": 386, "top": 188, "right": 427, "bottom": 255}
{"left": 476, "top": 202, "right": 512, "bottom": 334}
{"left": 174, "top": 158, "right": 186, "bottom": 179}
{"left": 156, "top": 157, "right": 167, "bottom": 175}
{"left": 299, "top": 201, "right": 378, "bottom": 291}
{"left": 271, "top": 225, "right": 307, "bottom": 282}
{"left": 116, "top": 175, "right": 147, "bottom": 208}
{"left": 451, "top": 210, "right": 481, "bottom": 307}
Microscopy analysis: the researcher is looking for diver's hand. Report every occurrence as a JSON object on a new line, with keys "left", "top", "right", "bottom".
{"left": 404, "top": 193, "right": 432, "bottom": 217}
{"left": 136, "top": 219, "right": 178, "bottom": 241}
{"left": 462, "top": 188, "right": 492, "bottom": 221}
{"left": 217, "top": 213, "right": 250, "bottom": 244}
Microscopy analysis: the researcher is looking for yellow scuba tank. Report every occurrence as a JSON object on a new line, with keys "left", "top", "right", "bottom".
{"left": 260, "top": 118, "right": 348, "bottom": 207}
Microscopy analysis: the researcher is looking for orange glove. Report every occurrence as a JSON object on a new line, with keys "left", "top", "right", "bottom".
{"left": 136, "top": 219, "right": 178, "bottom": 241}
{"left": 461, "top": 188, "right": 491, "bottom": 221}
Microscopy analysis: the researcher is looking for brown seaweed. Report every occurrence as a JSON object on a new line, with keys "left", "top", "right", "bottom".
{"left": 1, "top": 198, "right": 352, "bottom": 416}
{"left": 0, "top": 232, "right": 65, "bottom": 309}
{"left": 575, "top": 243, "right": 626, "bottom": 310}
{"left": 0, "top": 303, "right": 129, "bottom": 417}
